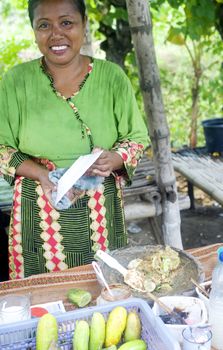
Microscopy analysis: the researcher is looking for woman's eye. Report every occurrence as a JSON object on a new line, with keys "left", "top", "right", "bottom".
{"left": 62, "top": 20, "right": 72, "bottom": 26}
{"left": 38, "top": 22, "right": 49, "bottom": 29}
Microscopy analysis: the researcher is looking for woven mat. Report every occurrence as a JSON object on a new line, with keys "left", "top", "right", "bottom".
{"left": 0, "top": 264, "right": 100, "bottom": 311}
{"left": 187, "top": 243, "right": 220, "bottom": 281}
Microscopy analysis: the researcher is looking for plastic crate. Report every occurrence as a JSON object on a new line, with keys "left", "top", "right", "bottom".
{"left": 0, "top": 297, "right": 180, "bottom": 350}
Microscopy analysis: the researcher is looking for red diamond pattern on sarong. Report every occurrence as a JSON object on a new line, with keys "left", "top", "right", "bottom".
{"left": 36, "top": 185, "right": 68, "bottom": 272}
{"left": 87, "top": 184, "right": 108, "bottom": 252}
{"left": 94, "top": 192, "right": 101, "bottom": 201}
{"left": 95, "top": 203, "right": 102, "bottom": 212}
{"left": 9, "top": 176, "right": 24, "bottom": 279}
{"left": 96, "top": 213, "right": 103, "bottom": 224}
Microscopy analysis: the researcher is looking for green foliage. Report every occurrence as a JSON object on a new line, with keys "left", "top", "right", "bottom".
{"left": 0, "top": 0, "right": 34, "bottom": 79}
{"left": 184, "top": 1, "right": 216, "bottom": 40}
{"left": 151, "top": 0, "right": 219, "bottom": 41}
{"left": 0, "top": 0, "right": 223, "bottom": 149}
{"left": 0, "top": 39, "right": 31, "bottom": 79}
{"left": 149, "top": 1, "right": 223, "bottom": 147}
{"left": 0, "top": 0, "right": 27, "bottom": 17}
{"left": 159, "top": 56, "right": 223, "bottom": 148}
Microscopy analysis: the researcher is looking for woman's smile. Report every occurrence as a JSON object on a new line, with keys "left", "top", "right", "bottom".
{"left": 50, "top": 45, "right": 69, "bottom": 56}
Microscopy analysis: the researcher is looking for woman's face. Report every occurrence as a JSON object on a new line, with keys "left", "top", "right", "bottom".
{"left": 33, "top": 0, "right": 86, "bottom": 67}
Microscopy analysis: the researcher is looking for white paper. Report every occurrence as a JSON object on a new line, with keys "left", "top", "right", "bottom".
{"left": 55, "top": 150, "right": 103, "bottom": 204}
{"left": 31, "top": 300, "right": 66, "bottom": 314}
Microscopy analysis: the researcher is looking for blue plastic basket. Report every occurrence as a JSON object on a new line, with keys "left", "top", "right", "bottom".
{"left": 0, "top": 297, "right": 180, "bottom": 350}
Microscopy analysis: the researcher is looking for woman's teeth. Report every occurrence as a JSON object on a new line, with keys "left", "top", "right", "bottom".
{"left": 51, "top": 45, "right": 67, "bottom": 51}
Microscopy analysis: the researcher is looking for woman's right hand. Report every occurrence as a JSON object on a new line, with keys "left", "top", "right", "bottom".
{"left": 38, "top": 170, "right": 56, "bottom": 205}
{"left": 16, "top": 159, "right": 56, "bottom": 206}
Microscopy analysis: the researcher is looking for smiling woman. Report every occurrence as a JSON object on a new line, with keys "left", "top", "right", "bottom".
{"left": 0, "top": 0, "right": 149, "bottom": 279}
{"left": 31, "top": 0, "right": 88, "bottom": 97}
{"left": 33, "top": 1, "right": 85, "bottom": 67}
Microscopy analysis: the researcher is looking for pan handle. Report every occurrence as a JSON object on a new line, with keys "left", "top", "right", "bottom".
{"left": 95, "top": 250, "right": 128, "bottom": 277}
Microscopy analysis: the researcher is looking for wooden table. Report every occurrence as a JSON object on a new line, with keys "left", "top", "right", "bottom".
{"left": 0, "top": 243, "right": 220, "bottom": 349}
{"left": 0, "top": 243, "right": 219, "bottom": 306}
{"left": 187, "top": 243, "right": 220, "bottom": 281}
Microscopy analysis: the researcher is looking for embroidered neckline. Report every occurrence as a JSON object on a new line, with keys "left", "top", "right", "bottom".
{"left": 40, "top": 56, "right": 94, "bottom": 151}
{"left": 40, "top": 56, "right": 93, "bottom": 99}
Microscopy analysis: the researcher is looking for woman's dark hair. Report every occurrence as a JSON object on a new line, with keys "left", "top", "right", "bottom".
{"left": 28, "top": 0, "right": 86, "bottom": 26}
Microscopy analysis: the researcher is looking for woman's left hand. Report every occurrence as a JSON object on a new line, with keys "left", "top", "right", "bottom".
{"left": 87, "top": 149, "right": 124, "bottom": 177}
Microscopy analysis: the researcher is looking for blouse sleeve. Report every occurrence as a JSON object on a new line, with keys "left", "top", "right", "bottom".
{"left": 112, "top": 68, "right": 149, "bottom": 185}
{"left": 0, "top": 71, "right": 30, "bottom": 185}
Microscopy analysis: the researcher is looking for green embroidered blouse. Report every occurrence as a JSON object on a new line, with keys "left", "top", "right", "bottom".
{"left": 0, "top": 57, "right": 148, "bottom": 171}
{"left": 0, "top": 57, "right": 150, "bottom": 278}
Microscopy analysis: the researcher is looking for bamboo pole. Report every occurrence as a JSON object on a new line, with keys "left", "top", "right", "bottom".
{"left": 124, "top": 195, "right": 190, "bottom": 221}
{"left": 125, "top": 0, "right": 183, "bottom": 249}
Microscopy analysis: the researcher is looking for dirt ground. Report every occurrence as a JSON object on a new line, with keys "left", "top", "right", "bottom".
{"left": 126, "top": 175, "right": 223, "bottom": 250}
{"left": 127, "top": 205, "right": 223, "bottom": 249}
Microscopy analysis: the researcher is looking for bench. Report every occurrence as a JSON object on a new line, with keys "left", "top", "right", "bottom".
{"left": 123, "top": 154, "right": 190, "bottom": 221}
{"left": 123, "top": 153, "right": 190, "bottom": 243}
{"left": 172, "top": 149, "right": 223, "bottom": 209}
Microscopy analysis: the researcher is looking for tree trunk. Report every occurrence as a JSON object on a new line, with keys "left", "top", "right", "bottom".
{"left": 215, "top": 4, "right": 223, "bottom": 41}
{"left": 189, "top": 66, "right": 202, "bottom": 148}
{"left": 184, "top": 42, "right": 203, "bottom": 149}
{"left": 99, "top": 19, "right": 132, "bottom": 69}
{"left": 81, "top": 19, "right": 93, "bottom": 56}
{"left": 125, "top": 0, "right": 183, "bottom": 249}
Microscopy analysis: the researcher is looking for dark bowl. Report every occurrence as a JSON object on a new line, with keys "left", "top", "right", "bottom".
{"left": 99, "top": 245, "right": 205, "bottom": 301}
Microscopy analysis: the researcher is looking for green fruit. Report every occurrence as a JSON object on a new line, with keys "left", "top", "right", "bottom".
{"left": 105, "top": 306, "right": 127, "bottom": 347}
{"left": 167, "top": 28, "right": 185, "bottom": 46}
{"left": 102, "top": 347, "right": 117, "bottom": 350}
{"left": 36, "top": 313, "right": 58, "bottom": 350}
{"left": 167, "top": 33, "right": 185, "bottom": 45}
{"left": 124, "top": 311, "right": 141, "bottom": 342}
{"left": 67, "top": 288, "right": 92, "bottom": 307}
{"left": 89, "top": 312, "right": 106, "bottom": 350}
{"left": 73, "top": 320, "right": 90, "bottom": 350}
{"left": 118, "top": 340, "right": 147, "bottom": 350}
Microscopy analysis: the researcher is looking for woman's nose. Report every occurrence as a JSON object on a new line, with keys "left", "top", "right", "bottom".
{"left": 50, "top": 25, "right": 64, "bottom": 39}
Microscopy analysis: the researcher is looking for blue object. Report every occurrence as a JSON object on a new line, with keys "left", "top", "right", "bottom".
{"left": 209, "top": 246, "right": 223, "bottom": 347}
{"left": 202, "top": 118, "right": 223, "bottom": 153}
{"left": 217, "top": 247, "right": 223, "bottom": 263}
{"left": 0, "top": 176, "right": 13, "bottom": 210}
{"left": 49, "top": 169, "right": 72, "bottom": 210}
{"left": 48, "top": 169, "right": 104, "bottom": 210}
{"left": 74, "top": 175, "right": 105, "bottom": 190}
{"left": 209, "top": 246, "right": 223, "bottom": 296}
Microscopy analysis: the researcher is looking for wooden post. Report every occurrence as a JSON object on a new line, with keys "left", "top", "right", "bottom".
{"left": 125, "top": 0, "right": 183, "bottom": 249}
{"left": 81, "top": 19, "right": 93, "bottom": 56}
{"left": 81, "top": 1, "right": 93, "bottom": 57}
